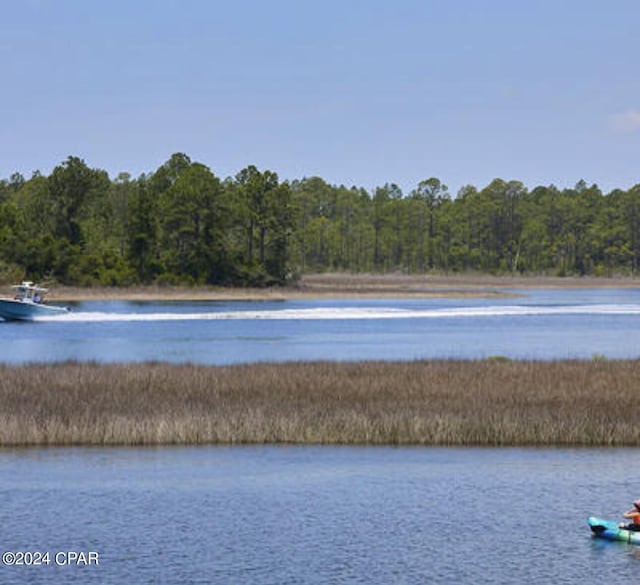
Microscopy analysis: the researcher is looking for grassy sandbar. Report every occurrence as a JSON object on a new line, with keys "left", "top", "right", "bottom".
{"left": 45, "top": 272, "right": 640, "bottom": 302}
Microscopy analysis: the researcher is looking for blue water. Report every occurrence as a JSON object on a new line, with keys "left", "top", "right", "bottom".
{"left": 1, "top": 288, "right": 640, "bottom": 363}
{"left": 0, "top": 446, "right": 638, "bottom": 585}
{"left": 2, "top": 288, "right": 639, "bottom": 584}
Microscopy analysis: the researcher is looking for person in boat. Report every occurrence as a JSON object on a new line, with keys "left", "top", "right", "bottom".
{"left": 620, "top": 500, "right": 640, "bottom": 531}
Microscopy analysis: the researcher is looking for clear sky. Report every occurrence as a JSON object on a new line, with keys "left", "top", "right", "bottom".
{"left": 2, "top": 0, "right": 639, "bottom": 196}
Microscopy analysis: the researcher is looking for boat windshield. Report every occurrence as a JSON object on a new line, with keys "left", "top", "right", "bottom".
{"left": 11, "top": 282, "right": 49, "bottom": 303}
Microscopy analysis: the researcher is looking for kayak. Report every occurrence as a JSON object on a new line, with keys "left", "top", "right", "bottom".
{"left": 588, "top": 516, "right": 640, "bottom": 544}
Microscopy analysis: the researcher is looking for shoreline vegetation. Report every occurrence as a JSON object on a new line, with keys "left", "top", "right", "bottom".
{"left": 44, "top": 272, "right": 640, "bottom": 302}
{"left": 4, "top": 155, "right": 640, "bottom": 290}
{"left": 2, "top": 359, "right": 640, "bottom": 447}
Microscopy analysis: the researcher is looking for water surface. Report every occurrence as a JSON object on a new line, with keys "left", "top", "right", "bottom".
{"left": 2, "top": 288, "right": 640, "bottom": 363}
{"left": 2, "top": 288, "right": 638, "bottom": 583}
{"left": 0, "top": 446, "right": 637, "bottom": 584}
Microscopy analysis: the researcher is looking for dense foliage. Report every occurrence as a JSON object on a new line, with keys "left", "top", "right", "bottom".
{"left": 1, "top": 153, "right": 639, "bottom": 285}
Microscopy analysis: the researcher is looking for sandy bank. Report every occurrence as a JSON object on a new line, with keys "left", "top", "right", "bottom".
{"left": 45, "top": 273, "right": 640, "bottom": 302}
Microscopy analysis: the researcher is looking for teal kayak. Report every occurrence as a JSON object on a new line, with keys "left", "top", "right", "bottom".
{"left": 589, "top": 516, "right": 640, "bottom": 544}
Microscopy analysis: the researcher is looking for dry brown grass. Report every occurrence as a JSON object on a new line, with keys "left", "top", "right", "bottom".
{"left": 39, "top": 272, "right": 640, "bottom": 302}
{"left": 1, "top": 360, "right": 639, "bottom": 447}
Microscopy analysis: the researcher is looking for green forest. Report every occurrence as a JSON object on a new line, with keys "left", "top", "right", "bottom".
{"left": 1, "top": 152, "right": 639, "bottom": 286}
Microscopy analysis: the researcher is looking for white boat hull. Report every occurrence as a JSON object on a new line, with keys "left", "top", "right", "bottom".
{"left": 0, "top": 299, "right": 69, "bottom": 321}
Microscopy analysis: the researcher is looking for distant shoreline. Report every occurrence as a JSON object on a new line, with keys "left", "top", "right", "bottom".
{"left": 45, "top": 272, "right": 640, "bottom": 302}
{"left": 1, "top": 359, "right": 639, "bottom": 447}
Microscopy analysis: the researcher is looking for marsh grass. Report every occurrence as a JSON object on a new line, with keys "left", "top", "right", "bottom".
{"left": 1, "top": 360, "right": 639, "bottom": 446}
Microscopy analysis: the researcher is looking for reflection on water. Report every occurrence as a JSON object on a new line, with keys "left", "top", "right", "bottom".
{"left": 0, "top": 446, "right": 638, "bottom": 584}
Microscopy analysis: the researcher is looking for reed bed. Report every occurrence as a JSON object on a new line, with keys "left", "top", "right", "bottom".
{"left": 1, "top": 360, "right": 639, "bottom": 447}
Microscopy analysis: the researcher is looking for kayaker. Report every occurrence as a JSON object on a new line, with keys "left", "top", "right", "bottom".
{"left": 620, "top": 500, "right": 640, "bottom": 531}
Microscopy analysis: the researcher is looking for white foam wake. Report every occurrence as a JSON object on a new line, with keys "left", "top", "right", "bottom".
{"left": 33, "top": 304, "right": 640, "bottom": 323}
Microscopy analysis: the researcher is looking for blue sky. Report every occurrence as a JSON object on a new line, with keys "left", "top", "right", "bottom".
{"left": 2, "top": 0, "right": 639, "bottom": 196}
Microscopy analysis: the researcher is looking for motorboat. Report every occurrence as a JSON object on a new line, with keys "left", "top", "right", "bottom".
{"left": 0, "top": 281, "right": 70, "bottom": 321}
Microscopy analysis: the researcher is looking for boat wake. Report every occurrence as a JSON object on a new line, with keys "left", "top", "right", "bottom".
{"left": 34, "top": 304, "right": 640, "bottom": 323}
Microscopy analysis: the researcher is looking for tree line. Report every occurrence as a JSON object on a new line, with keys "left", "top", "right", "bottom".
{"left": 0, "top": 152, "right": 639, "bottom": 286}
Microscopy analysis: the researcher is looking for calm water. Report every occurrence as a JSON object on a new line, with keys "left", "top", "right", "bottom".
{"left": 0, "top": 446, "right": 638, "bottom": 584}
{"left": 2, "top": 288, "right": 639, "bottom": 583}
{"left": 2, "top": 288, "right": 640, "bottom": 363}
